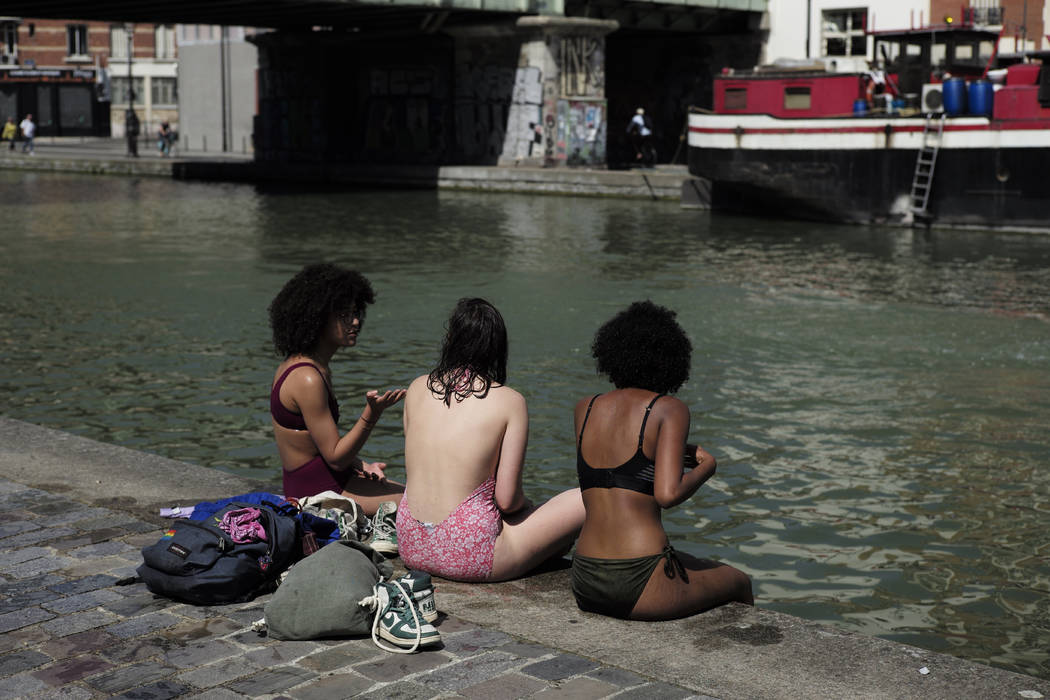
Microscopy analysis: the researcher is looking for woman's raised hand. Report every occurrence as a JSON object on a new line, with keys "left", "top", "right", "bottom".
{"left": 365, "top": 388, "right": 407, "bottom": 414}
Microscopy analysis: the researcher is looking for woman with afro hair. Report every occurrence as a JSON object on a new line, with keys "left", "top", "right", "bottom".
{"left": 571, "top": 301, "right": 753, "bottom": 620}
{"left": 268, "top": 264, "right": 405, "bottom": 519}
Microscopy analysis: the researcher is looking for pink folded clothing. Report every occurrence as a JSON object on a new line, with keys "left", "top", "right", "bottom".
{"left": 219, "top": 507, "right": 269, "bottom": 543}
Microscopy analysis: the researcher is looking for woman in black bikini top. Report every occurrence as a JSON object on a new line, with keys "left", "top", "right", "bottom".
{"left": 571, "top": 301, "right": 753, "bottom": 620}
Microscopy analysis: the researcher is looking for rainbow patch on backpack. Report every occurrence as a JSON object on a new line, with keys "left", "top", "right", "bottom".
{"left": 161, "top": 529, "right": 176, "bottom": 539}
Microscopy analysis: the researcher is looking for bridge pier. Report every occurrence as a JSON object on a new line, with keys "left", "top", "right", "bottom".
{"left": 253, "top": 17, "right": 616, "bottom": 168}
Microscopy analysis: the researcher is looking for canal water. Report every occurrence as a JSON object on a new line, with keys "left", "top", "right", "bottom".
{"left": 2, "top": 170, "right": 1048, "bottom": 678}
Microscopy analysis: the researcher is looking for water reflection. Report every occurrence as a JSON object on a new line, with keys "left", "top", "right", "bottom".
{"left": 1, "top": 171, "right": 1049, "bottom": 678}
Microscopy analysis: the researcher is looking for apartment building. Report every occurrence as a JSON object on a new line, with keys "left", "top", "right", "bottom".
{"left": 763, "top": 0, "right": 1048, "bottom": 64}
{"left": 0, "top": 17, "right": 177, "bottom": 138}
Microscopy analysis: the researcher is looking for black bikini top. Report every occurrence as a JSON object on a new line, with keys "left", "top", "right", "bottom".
{"left": 270, "top": 362, "right": 340, "bottom": 431}
{"left": 576, "top": 393, "right": 664, "bottom": 496}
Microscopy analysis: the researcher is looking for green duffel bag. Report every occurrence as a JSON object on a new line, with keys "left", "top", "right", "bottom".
{"left": 263, "top": 539, "right": 393, "bottom": 641}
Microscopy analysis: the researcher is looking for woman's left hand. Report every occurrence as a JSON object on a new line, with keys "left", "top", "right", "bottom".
{"left": 358, "top": 461, "right": 389, "bottom": 481}
{"left": 365, "top": 389, "right": 407, "bottom": 414}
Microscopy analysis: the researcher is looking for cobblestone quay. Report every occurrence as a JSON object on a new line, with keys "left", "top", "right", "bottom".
{"left": 2, "top": 417, "right": 1048, "bottom": 699}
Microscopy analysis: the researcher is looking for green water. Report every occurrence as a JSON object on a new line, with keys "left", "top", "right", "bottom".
{"left": 2, "top": 170, "right": 1049, "bottom": 677}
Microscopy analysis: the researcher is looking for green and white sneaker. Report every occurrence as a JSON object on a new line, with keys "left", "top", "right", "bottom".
{"left": 364, "top": 501, "right": 398, "bottom": 556}
{"left": 397, "top": 570, "right": 437, "bottom": 623}
{"left": 365, "top": 581, "right": 441, "bottom": 653}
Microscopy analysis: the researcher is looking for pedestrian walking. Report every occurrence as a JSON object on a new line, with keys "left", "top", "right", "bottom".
{"left": 1, "top": 117, "right": 16, "bottom": 151}
{"left": 18, "top": 114, "right": 35, "bottom": 155}
{"left": 627, "top": 107, "right": 655, "bottom": 167}
{"left": 157, "top": 121, "right": 173, "bottom": 156}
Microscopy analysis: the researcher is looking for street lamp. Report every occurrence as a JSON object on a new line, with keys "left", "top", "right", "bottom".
{"left": 124, "top": 22, "right": 139, "bottom": 156}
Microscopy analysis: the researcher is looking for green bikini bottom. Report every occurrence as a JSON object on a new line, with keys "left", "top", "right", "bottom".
{"left": 571, "top": 544, "right": 688, "bottom": 619}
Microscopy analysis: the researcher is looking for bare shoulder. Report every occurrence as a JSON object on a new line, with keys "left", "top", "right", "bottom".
{"left": 653, "top": 394, "right": 690, "bottom": 421}
{"left": 407, "top": 374, "right": 431, "bottom": 395}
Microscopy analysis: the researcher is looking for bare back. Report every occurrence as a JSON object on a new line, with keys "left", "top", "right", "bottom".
{"left": 402, "top": 373, "right": 527, "bottom": 523}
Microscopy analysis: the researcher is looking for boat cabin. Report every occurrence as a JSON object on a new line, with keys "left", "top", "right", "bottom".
{"left": 713, "top": 24, "right": 1049, "bottom": 121}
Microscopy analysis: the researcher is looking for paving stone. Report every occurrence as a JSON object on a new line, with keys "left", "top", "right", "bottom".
{"left": 499, "top": 642, "right": 552, "bottom": 659}
{"left": 442, "top": 628, "right": 513, "bottom": 657}
{"left": 40, "top": 609, "right": 120, "bottom": 637}
{"left": 412, "top": 651, "right": 520, "bottom": 692}
{"left": 163, "top": 639, "right": 242, "bottom": 669}
{"left": 118, "top": 519, "right": 160, "bottom": 534}
{"left": 0, "top": 573, "right": 67, "bottom": 594}
{"left": 612, "top": 682, "right": 694, "bottom": 700}
{"left": 49, "top": 573, "right": 120, "bottom": 595}
{"left": 24, "top": 685, "right": 95, "bottom": 700}
{"left": 0, "top": 546, "right": 51, "bottom": 567}
{"left": 0, "top": 508, "right": 34, "bottom": 522}
{"left": 42, "top": 587, "right": 125, "bottom": 614}
{"left": 219, "top": 605, "right": 268, "bottom": 627}
{"left": 585, "top": 667, "right": 647, "bottom": 688}
{"left": 457, "top": 672, "right": 548, "bottom": 699}
{"left": 106, "top": 612, "right": 182, "bottom": 639}
{"left": 432, "top": 615, "right": 476, "bottom": 634}
{"left": 0, "top": 625, "right": 51, "bottom": 653}
{"left": 227, "top": 629, "right": 277, "bottom": 647}
{"left": 63, "top": 555, "right": 141, "bottom": 580}
{"left": 0, "top": 520, "right": 40, "bottom": 539}
{"left": 110, "top": 679, "right": 191, "bottom": 700}
{"left": 99, "top": 635, "right": 178, "bottom": 664}
{"left": 244, "top": 640, "right": 325, "bottom": 667}
{"left": 533, "top": 676, "right": 619, "bottom": 699}
{"left": 40, "top": 629, "right": 119, "bottom": 658}
{"left": 299, "top": 644, "right": 385, "bottom": 673}
{"left": 175, "top": 658, "right": 262, "bottom": 689}
{"left": 520, "top": 654, "right": 600, "bottom": 681}
{"left": 48, "top": 528, "right": 127, "bottom": 551}
{"left": 0, "top": 606, "right": 56, "bottom": 634}
{"left": 2, "top": 554, "right": 79, "bottom": 579}
{"left": 0, "top": 527, "right": 77, "bottom": 549}
{"left": 354, "top": 680, "right": 433, "bottom": 700}
{"left": 352, "top": 648, "right": 449, "bottom": 681}
{"left": 225, "top": 666, "right": 317, "bottom": 696}
{"left": 31, "top": 654, "right": 114, "bottom": 686}
{"left": 177, "top": 689, "right": 245, "bottom": 700}
{"left": 68, "top": 540, "right": 138, "bottom": 558}
{"left": 161, "top": 616, "right": 243, "bottom": 643}
{"left": 0, "top": 588, "right": 65, "bottom": 614}
{"left": 46, "top": 508, "right": 115, "bottom": 527}
{"left": 286, "top": 672, "right": 374, "bottom": 700}
{"left": 103, "top": 592, "right": 179, "bottom": 617}
{"left": 0, "top": 649, "right": 52, "bottom": 675}
{"left": 84, "top": 660, "right": 176, "bottom": 694}
{"left": 0, "top": 671, "right": 50, "bottom": 699}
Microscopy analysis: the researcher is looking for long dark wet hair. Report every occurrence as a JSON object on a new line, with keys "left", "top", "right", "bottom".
{"left": 427, "top": 298, "right": 508, "bottom": 405}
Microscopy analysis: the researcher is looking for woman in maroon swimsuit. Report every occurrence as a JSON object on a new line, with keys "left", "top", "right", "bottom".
{"left": 268, "top": 263, "right": 405, "bottom": 515}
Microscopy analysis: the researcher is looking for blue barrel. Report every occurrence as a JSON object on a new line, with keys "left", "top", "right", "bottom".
{"left": 968, "top": 80, "right": 994, "bottom": 116}
{"left": 853, "top": 99, "right": 869, "bottom": 116}
{"left": 943, "top": 78, "right": 968, "bottom": 116}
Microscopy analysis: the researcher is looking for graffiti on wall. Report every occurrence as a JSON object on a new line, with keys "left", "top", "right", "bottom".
{"left": 500, "top": 66, "right": 543, "bottom": 161}
{"left": 362, "top": 66, "right": 448, "bottom": 162}
{"left": 558, "top": 36, "right": 604, "bottom": 97}
{"left": 454, "top": 59, "right": 516, "bottom": 163}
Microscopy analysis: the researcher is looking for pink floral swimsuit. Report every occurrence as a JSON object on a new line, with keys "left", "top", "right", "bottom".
{"left": 396, "top": 476, "right": 502, "bottom": 582}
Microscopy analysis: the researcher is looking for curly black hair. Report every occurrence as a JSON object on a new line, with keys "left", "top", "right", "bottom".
{"left": 591, "top": 300, "right": 692, "bottom": 393}
{"left": 269, "top": 263, "right": 375, "bottom": 358}
{"left": 427, "top": 298, "right": 508, "bottom": 406}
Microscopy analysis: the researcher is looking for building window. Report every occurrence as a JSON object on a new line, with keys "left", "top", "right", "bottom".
{"left": 151, "top": 77, "right": 177, "bottom": 106}
{"left": 155, "top": 25, "right": 175, "bottom": 59}
{"left": 822, "top": 8, "right": 867, "bottom": 57}
{"left": 67, "top": 24, "right": 89, "bottom": 57}
{"left": 1, "top": 22, "right": 17, "bottom": 64}
{"left": 725, "top": 88, "right": 748, "bottom": 110}
{"left": 111, "top": 76, "right": 145, "bottom": 105}
{"left": 784, "top": 86, "right": 812, "bottom": 110}
{"left": 110, "top": 25, "right": 129, "bottom": 59}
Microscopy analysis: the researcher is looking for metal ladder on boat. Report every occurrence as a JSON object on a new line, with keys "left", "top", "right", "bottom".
{"left": 910, "top": 114, "right": 946, "bottom": 218}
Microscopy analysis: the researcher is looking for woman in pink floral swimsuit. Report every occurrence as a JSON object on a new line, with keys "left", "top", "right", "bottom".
{"left": 397, "top": 298, "right": 585, "bottom": 582}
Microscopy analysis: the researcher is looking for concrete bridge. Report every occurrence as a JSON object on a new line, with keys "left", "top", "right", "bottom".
{"left": 9, "top": 0, "right": 768, "bottom": 168}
